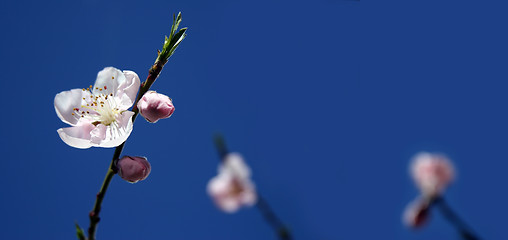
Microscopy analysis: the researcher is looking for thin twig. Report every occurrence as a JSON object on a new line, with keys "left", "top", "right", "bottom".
{"left": 256, "top": 195, "right": 292, "bottom": 240}
{"left": 84, "top": 12, "right": 186, "bottom": 240}
{"left": 87, "top": 58, "right": 168, "bottom": 240}
{"left": 433, "top": 197, "right": 480, "bottom": 240}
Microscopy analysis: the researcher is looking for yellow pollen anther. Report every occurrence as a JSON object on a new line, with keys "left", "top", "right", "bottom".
{"left": 82, "top": 88, "right": 85, "bottom": 91}
{"left": 101, "top": 105, "right": 104, "bottom": 107}
{"left": 90, "top": 85, "right": 92, "bottom": 88}
{"left": 112, "top": 76, "right": 114, "bottom": 79}
{"left": 72, "top": 113, "right": 75, "bottom": 115}
{"left": 99, "top": 88, "right": 102, "bottom": 91}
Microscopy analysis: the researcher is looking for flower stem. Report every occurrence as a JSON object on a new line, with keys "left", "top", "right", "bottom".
{"left": 433, "top": 196, "right": 480, "bottom": 240}
{"left": 86, "top": 42, "right": 180, "bottom": 240}
{"left": 87, "top": 143, "right": 124, "bottom": 240}
{"left": 256, "top": 195, "right": 292, "bottom": 240}
{"left": 213, "top": 134, "right": 292, "bottom": 240}
{"left": 83, "top": 13, "right": 186, "bottom": 240}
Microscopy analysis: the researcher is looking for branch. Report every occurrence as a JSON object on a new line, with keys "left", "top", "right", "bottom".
{"left": 433, "top": 197, "right": 480, "bottom": 240}
{"left": 85, "top": 13, "right": 187, "bottom": 240}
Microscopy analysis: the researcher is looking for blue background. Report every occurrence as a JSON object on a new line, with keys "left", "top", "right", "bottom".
{"left": 0, "top": 0, "right": 506, "bottom": 239}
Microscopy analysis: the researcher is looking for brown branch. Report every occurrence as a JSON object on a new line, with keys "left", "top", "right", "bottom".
{"left": 87, "top": 57, "right": 172, "bottom": 240}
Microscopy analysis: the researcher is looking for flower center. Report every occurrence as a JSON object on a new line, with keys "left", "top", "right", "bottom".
{"left": 71, "top": 86, "right": 122, "bottom": 126}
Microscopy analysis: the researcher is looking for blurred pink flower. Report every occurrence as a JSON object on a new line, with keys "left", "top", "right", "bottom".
{"left": 116, "top": 156, "right": 151, "bottom": 183}
{"left": 403, "top": 197, "right": 430, "bottom": 228}
{"left": 411, "top": 152, "right": 455, "bottom": 198}
{"left": 54, "top": 67, "right": 140, "bottom": 148}
{"left": 137, "top": 91, "right": 175, "bottom": 123}
{"left": 207, "top": 153, "right": 257, "bottom": 213}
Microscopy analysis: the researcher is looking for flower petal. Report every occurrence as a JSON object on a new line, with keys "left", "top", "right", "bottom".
{"left": 97, "top": 111, "right": 134, "bottom": 148}
{"left": 93, "top": 67, "right": 125, "bottom": 96}
{"left": 55, "top": 89, "right": 92, "bottom": 126}
{"left": 115, "top": 70, "right": 141, "bottom": 109}
{"left": 207, "top": 175, "right": 242, "bottom": 213}
{"left": 240, "top": 181, "right": 257, "bottom": 206}
{"left": 57, "top": 121, "right": 95, "bottom": 149}
{"left": 220, "top": 153, "right": 251, "bottom": 179}
{"left": 90, "top": 124, "right": 107, "bottom": 144}
{"left": 218, "top": 197, "right": 241, "bottom": 213}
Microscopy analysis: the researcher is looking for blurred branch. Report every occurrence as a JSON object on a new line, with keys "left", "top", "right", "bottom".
{"left": 256, "top": 196, "right": 293, "bottom": 240}
{"left": 213, "top": 133, "right": 229, "bottom": 160}
{"left": 433, "top": 197, "right": 480, "bottom": 240}
{"left": 213, "top": 134, "right": 292, "bottom": 240}
{"left": 86, "top": 13, "right": 187, "bottom": 240}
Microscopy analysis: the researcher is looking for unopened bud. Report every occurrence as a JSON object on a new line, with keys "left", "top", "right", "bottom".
{"left": 137, "top": 91, "right": 175, "bottom": 123}
{"left": 403, "top": 197, "right": 430, "bottom": 228}
{"left": 116, "top": 156, "right": 151, "bottom": 183}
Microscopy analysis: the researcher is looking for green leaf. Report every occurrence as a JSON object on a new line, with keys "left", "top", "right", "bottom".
{"left": 157, "top": 12, "right": 187, "bottom": 63}
{"left": 167, "top": 28, "right": 187, "bottom": 57}
{"left": 75, "top": 222, "right": 86, "bottom": 240}
{"left": 169, "top": 12, "right": 183, "bottom": 40}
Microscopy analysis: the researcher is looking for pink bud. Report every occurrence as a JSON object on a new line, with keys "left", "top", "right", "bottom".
{"left": 410, "top": 152, "right": 455, "bottom": 198}
{"left": 116, "top": 156, "right": 151, "bottom": 183}
{"left": 137, "top": 91, "right": 175, "bottom": 123}
{"left": 403, "top": 197, "right": 431, "bottom": 228}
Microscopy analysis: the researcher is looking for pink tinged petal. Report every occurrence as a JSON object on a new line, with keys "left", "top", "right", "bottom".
{"left": 56, "top": 121, "right": 96, "bottom": 149}
{"left": 90, "top": 124, "right": 107, "bottom": 144}
{"left": 220, "top": 153, "right": 251, "bottom": 179}
{"left": 92, "top": 67, "right": 125, "bottom": 96}
{"left": 118, "top": 93, "right": 137, "bottom": 111}
{"left": 54, "top": 89, "right": 92, "bottom": 126}
{"left": 207, "top": 175, "right": 242, "bottom": 213}
{"left": 239, "top": 180, "right": 258, "bottom": 206}
{"left": 410, "top": 152, "right": 455, "bottom": 198}
{"left": 95, "top": 111, "right": 134, "bottom": 148}
{"left": 116, "top": 70, "right": 141, "bottom": 108}
{"left": 219, "top": 197, "right": 242, "bottom": 213}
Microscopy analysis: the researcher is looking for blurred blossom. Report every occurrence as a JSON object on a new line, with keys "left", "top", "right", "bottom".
{"left": 54, "top": 67, "right": 140, "bottom": 148}
{"left": 411, "top": 152, "right": 455, "bottom": 198}
{"left": 116, "top": 156, "right": 151, "bottom": 183}
{"left": 137, "top": 91, "right": 175, "bottom": 123}
{"left": 403, "top": 197, "right": 430, "bottom": 228}
{"left": 207, "top": 153, "right": 257, "bottom": 213}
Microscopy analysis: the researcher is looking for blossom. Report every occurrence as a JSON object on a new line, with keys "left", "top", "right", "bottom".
{"left": 137, "top": 91, "right": 175, "bottom": 123}
{"left": 116, "top": 156, "right": 151, "bottom": 183}
{"left": 207, "top": 153, "right": 257, "bottom": 213}
{"left": 403, "top": 197, "right": 430, "bottom": 228}
{"left": 411, "top": 152, "right": 455, "bottom": 198}
{"left": 54, "top": 67, "right": 140, "bottom": 148}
